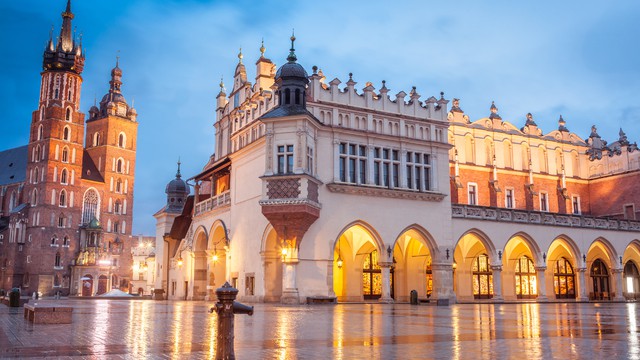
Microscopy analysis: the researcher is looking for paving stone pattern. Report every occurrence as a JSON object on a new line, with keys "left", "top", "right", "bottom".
{"left": 1, "top": 300, "right": 639, "bottom": 359}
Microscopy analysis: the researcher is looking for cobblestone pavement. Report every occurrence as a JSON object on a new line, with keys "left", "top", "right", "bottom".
{"left": 0, "top": 300, "right": 638, "bottom": 359}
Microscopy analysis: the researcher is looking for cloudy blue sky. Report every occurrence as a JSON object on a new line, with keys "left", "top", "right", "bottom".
{"left": 2, "top": 0, "right": 639, "bottom": 235}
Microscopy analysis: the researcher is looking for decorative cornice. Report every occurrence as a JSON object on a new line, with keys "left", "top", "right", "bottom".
{"left": 327, "top": 183, "right": 446, "bottom": 202}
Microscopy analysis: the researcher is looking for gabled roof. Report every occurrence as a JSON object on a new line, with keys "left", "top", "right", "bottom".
{"left": 81, "top": 150, "right": 104, "bottom": 182}
{"left": 260, "top": 106, "right": 316, "bottom": 120}
{"left": 0, "top": 145, "right": 27, "bottom": 186}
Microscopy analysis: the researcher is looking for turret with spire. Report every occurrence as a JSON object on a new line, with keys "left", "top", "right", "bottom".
{"left": 43, "top": 0, "right": 85, "bottom": 74}
{"left": 273, "top": 32, "right": 309, "bottom": 109}
{"left": 165, "top": 160, "right": 190, "bottom": 213}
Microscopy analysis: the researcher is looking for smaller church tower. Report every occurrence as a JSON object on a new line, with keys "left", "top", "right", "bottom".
{"left": 165, "top": 161, "right": 190, "bottom": 213}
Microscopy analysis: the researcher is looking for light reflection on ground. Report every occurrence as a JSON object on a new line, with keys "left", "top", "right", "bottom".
{"left": 0, "top": 300, "right": 638, "bottom": 359}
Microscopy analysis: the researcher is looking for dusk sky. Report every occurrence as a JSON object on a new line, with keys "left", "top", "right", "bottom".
{"left": 2, "top": 1, "right": 639, "bottom": 235}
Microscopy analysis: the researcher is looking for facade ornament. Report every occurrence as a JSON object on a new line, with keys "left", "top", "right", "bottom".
{"left": 488, "top": 101, "right": 501, "bottom": 120}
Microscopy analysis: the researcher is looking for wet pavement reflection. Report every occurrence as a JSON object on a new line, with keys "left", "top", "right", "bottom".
{"left": 1, "top": 300, "right": 638, "bottom": 359}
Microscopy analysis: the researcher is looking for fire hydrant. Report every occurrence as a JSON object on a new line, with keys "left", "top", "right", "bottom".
{"left": 210, "top": 281, "right": 253, "bottom": 360}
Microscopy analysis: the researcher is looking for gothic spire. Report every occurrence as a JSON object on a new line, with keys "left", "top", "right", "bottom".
{"left": 59, "top": 0, "right": 75, "bottom": 52}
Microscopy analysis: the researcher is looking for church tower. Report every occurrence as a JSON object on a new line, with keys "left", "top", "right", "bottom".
{"left": 23, "top": 0, "right": 86, "bottom": 292}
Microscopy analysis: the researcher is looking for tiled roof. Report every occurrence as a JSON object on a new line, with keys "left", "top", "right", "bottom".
{"left": 81, "top": 150, "right": 104, "bottom": 182}
{"left": 0, "top": 145, "right": 27, "bottom": 186}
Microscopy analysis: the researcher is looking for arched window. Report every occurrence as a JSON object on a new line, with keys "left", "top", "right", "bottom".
{"left": 54, "top": 88, "right": 59, "bottom": 99}
{"left": 58, "top": 214, "right": 65, "bottom": 228}
{"left": 62, "top": 147, "right": 69, "bottom": 163}
{"left": 38, "top": 125, "right": 43, "bottom": 140}
{"left": 34, "top": 167, "right": 39, "bottom": 184}
{"left": 503, "top": 141, "right": 513, "bottom": 168}
{"left": 472, "top": 254, "right": 493, "bottom": 299}
{"left": 63, "top": 126, "right": 70, "bottom": 141}
{"left": 59, "top": 190, "right": 67, "bottom": 207}
{"left": 284, "top": 88, "right": 291, "bottom": 105}
{"left": 295, "top": 89, "right": 301, "bottom": 105}
{"left": 63, "top": 236, "right": 70, "bottom": 247}
{"left": 114, "top": 200, "right": 121, "bottom": 214}
{"left": 51, "top": 236, "right": 57, "bottom": 245}
{"left": 116, "top": 179, "right": 122, "bottom": 193}
{"left": 572, "top": 151, "right": 580, "bottom": 177}
{"left": 116, "top": 159, "right": 124, "bottom": 173}
{"left": 624, "top": 261, "right": 640, "bottom": 297}
{"left": 34, "top": 145, "right": 41, "bottom": 162}
{"left": 65, "top": 108, "right": 71, "bottom": 121}
{"left": 362, "top": 249, "right": 384, "bottom": 300}
{"left": 54, "top": 252, "right": 61, "bottom": 267}
{"left": 538, "top": 146, "right": 548, "bottom": 173}
{"left": 553, "top": 257, "right": 575, "bottom": 299}
{"left": 464, "top": 135, "right": 475, "bottom": 163}
{"left": 591, "top": 259, "right": 610, "bottom": 300}
{"left": 425, "top": 256, "right": 433, "bottom": 298}
{"left": 31, "top": 189, "right": 38, "bottom": 206}
{"left": 555, "top": 149, "right": 564, "bottom": 174}
{"left": 93, "top": 132, "right": 101, "bottom": 147}
{"left": 60, "top": 169, "right": 68, "bottom": 184}
{"left": 515, "top": 256, "right": 537, "bottom": 299}
{"left": 118, "top": 133, "right": 125, "bottom": 148}
{"left": 82, "top": 189, "right": 99, "bottom": 224}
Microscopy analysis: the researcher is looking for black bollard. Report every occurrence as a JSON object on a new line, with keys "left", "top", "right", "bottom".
{"left": 211, "top": 282, "right": 253, "bottom": 360}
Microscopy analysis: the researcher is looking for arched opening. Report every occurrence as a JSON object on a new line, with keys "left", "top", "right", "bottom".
{"left": 65, "top": 108, "right": 71, "bottom": 121}
{"left": 333, "top": 223, "right": 383, "bottom": 302}
{"left": 547, "top": 237, "right": 580, "bottom": 300}
{"left": 624, "top": 261, "right": 640, "bottom": 300}
{"left": 116, "top": 159, "right": 124, "bottom": 173}
{"left": 59, "top": 190, "right": 67, "bottom": 207}
{"left": 208, "top": 223, "right": 228, "bottom": 300}
{"left": 93, "top": 132, "right": 101, "bottom": 147}
{"left": 61, "top": 168, "right": 68, "bottom": 184}
{"left": 295, "top": 89, "right": 301, "bottom": 105}
{"left": 38, "top": 125, "right": 43, "bottom": 140}
{"left": 118, "top": 133, "right": 126, "bottom": 148}
{"left": 192, "top": 229, "right": 208, "bottom": 300}
{"left": 453, "top": 230, "right": 497, "bottom": 301}
{"left": 504, "top": 233, "right": 540, "bottom": 301}
{"left": 392, "top": 227, "right": 437, "bottom": 302}
{"left": 31, "top": 189, "right": 38, "bottom": 206}
{"left": 82, "top": 188, "right": 99, "bottom": 224}
{"left": 97, "top": 275, "right": 108, "bottom": 295}
{"left": 590, "top": 259, "right": 610, "bottom": 300}
{"left": 81, "top": 274, "right": 93, "bottom": 296}
{"left": 63, "top": 126, "right": 70, "bottom": 141}
{"left": 62, "top": 146, "right": 69, "bottom": 163}
{"left": 262, "top": 225, "right": 282, "bottom": 302}
{"left": 284, "top": 88, "right": 291, "bottom": 104}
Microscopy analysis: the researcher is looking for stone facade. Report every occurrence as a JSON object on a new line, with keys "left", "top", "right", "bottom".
{"left": 154, "top": 40, "right": 640, "bottom": 304}
{"left": 0, "top": 1, "right": 138, "bottom": 297}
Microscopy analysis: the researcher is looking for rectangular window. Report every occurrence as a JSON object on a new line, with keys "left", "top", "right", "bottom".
{"left": 374, "top": 147, "right": 400, "bottom": 188}
{"left": 406, "top": 151, "right": 432, "bottom": 191}
{"left": 277, "top": 145, "right": 294, "bottom": 174}
{"left": 339, "top": 142, "right": 367, "bottom": 185}
{"left": 625, "top": 204, "right": 636, "bottom": 220}
{"left": 571, "top": 195, "right": 581, "bottom": 215}
{"left": 468, "top": 183, "right": 477, "bottom": 205}
{"left": 245, "top": 275, "right": 255, "bottom": 296}
{"left": 505, "top": 188, "right": 514, "bottom": 209}
{"left": 540, "top": 192, "right": 549, "bottom": 212}
{"left": 306, "top": 146, "right": 313, "bottom": 174}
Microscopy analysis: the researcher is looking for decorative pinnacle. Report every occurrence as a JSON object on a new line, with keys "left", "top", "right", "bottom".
{"left": 219, "top": 76, "right": 225, "bottom": 91}
{"left": 260, "top": 38, "right": 265, "bottom": 57}
{"left": 176, "top": 158, "right": 182, "bottom": 179}
{"left": 238, "top": 48, "right": 243, "bottom": 64}
{"left": 287, "top": 30, "right": 297, "bottom": 62}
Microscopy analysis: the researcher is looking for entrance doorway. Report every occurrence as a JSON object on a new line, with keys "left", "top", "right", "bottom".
{"left": 81, "top": 275, "right": 93, "bottom": 296}
{"left": 591, "top": 259, "right": 610, "bottom": 300}
{"left": 97, "top": 275, "right": 108, "bottom": 295}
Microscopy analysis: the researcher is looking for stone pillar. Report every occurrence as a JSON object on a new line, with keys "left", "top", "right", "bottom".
{"left": 379, "top": 263, "right": 393, "bottom": 303}
{"left": 432, "top": 263, "right": 454, "bottom": 303}
{"left": 491, "top": 265, "right": 504, "bottom": 302}
{"left": 535, "top": 266, "right": 548, "bottom": 302}
{"left": 613, "top": 269, "right": 625, "bottom": 301}
{"left": 281, "top": 252, "right": 300, "bottom": 304}
{"left": 576, "top": 268, "right": 588, "bottom": 301}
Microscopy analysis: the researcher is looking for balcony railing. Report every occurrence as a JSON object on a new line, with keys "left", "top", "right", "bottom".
{"left": 451, "top": 204, "right": 640, "bottom": 232}
{"left": 194, "top": 190, "right": 231, "bottom": 216}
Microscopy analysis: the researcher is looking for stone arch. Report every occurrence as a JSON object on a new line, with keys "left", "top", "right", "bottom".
{"left": 209, "top": 220, "right": 228, "bottom": 249}
{"left": 453, "top": 228, "right": 499, "bottom": 301}
{"left": 206, "top": 220, "right": 228, "bottom": 299}
{"left": 587, "top": 237, "right": 618, "bottom": 267}
{"left": 546, "top": 235, "right": 581, "bottom": 300}
{"left": 546, "top": 234, "right": 581, "bottom": 266}
{"left": 332, "top": 220, "right": 384, "bottom": 302}
{"left": 391, "top": 224, "right": 440, "bottom": 302}
{"left": 504, "top": 231, "right": 542, "bottom": 264}
{"left": 502, "top": 232, "right": 543, "bottom": 300}
{"left": 261, "top": 224, "right": 282, "bottom": 302}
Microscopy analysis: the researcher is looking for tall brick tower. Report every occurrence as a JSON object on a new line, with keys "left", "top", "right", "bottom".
{"left": 22, "top": 0, "right": 86, "bottom": 293}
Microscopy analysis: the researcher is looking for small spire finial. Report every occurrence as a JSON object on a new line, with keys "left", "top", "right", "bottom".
{"left": 219, "top": 76, "right": 225, "bottom": 91}
{"left": 260, "top": 38, "right": 266, "bottom": 57}
{"left": 176, "top": 158, "right": 182, "bottom": 178}
{"left": 238, "top": 47, "right": 243, "bottom": 64}
{"left": 287, "top": 29, "right": 297, "bottom": 62}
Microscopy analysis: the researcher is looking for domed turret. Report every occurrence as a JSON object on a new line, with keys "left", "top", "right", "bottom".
{"left": 274, "top": 33, "right": 309, "bottom": 108}
{"left": 165, "top": 160, "right": 190, "bottom": 213}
